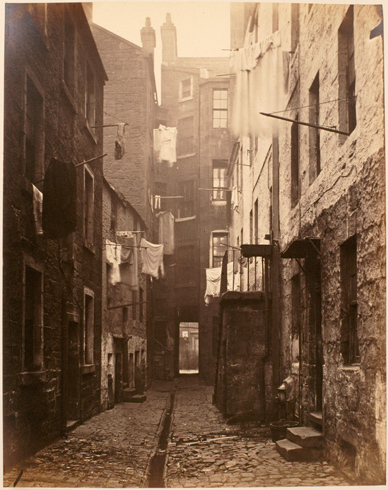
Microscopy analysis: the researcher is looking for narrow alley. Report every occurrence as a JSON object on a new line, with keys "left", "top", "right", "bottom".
{"left": 4, "top": 376, "right": 352, "bottom": 488}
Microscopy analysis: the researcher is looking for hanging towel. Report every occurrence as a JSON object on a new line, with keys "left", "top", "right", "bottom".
{"left": 114, "top": 123, "right": 126, "bottom": 160}
{"left": 153, "top": 125, "right": 177, "bottom": 166}
{"left": 42, "top": 158, "right": 77, "bottom": 238}
{"left": 158, "top": 211, "right": 175, "bottom": 255}
{"left": 32, "top": 184, "right": 43, "bottom": 235}
{"left": 140, "top": 238, "right": 164, "bottom": 279}
{"left": 119, "top": 234, "right": 139, "bottom": 290}
{"left": 105, "top": 239, "right": 122, "bottom": 285}
{"left": 154, "top": 195, "right": 161, "bottom": 210}
{"left": 204, "top": 267, "right": 222, "bottom": 305}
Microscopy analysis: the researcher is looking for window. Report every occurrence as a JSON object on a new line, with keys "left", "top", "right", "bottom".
{"left": 132, "top": 290, "right": 137, "bottom": 320}
{"left": 84, "top": 166, "right": 94, "bottom": 246}
{"left": 24, "top": 72, "right": 44, "bottom": 185}
{"left": 64, "top": 9, "right": 75, "bottom": 95}
{"left": 254, "top": 199, "right": 258, "bottom": 244}
{"left": 340, "top": 235, "right": 359, "bottom": 365}
{"left": 177, "top": 117, "right": 194, "bottom": 155}
{"left": 212, "top": 232, "right": 228, "bottom": 268}
{"left": 139, "top": 288, "right": 144, "bottom": 323}
{"left": 23, "top": 257, "right": 43, "bottom": 371}
{"left": 338, "top": 6, "right": 356, "bottom": 136}
{"left": 84, "top": 288, "right": 94, "bottom": 365}
{"left": 179, "top": 77, "right": 193, "bottom": 100}
{"left": 85, "top": 63, "right": 96, "bottom": 132}
{"left": 111, "top": 197, "right": 117, "bottom": 232}
{"left": 309, "top": 73, "right": 321, "bottom": 184}
{"left": 291, "top": 116, "right": 300, "bottom": 208}
{"left": 177, "top": 180, "right": 195, "bottom": 218}
{"left": 213, "top": 90, "right": 228, "bottom": 128}
{"left": 212, "top": 160, "right": 228, "bottom": 200}
{"left": 249, "top": 210, "right": 253, "bottom": 243}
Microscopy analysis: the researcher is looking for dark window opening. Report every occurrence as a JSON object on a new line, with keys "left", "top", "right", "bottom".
{"left": 340, "top": 235, "right": 359, "bottom": 365}
{"left": 309, "top": 73, "right": 321, "bottom": 184}
{"left": 291, "top": 116, "right": 300, "bottom": 207}
{"left": 24, "top": 265, "right": 43, "bottom": 371}
{"left": 25, "top": 75, "right": 44, "bottom": 185}
{"left": 177, "top": 180, "right": 195, "bottom": 218}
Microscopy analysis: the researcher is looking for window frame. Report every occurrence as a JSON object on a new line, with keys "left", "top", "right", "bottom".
{"left": 291, "top": 115, "right": 300, "bottom": 208}
{"left": 22, "top": 255, "right": 44, "bottom": 372}
{"left": 212, "top": 89, "right": 228, "bottom": 128}
{"left": 179, "top": 77, "right": 193, "bottom": 101}
{"left": 83, "top": 287, "right": 95, "bottom": 366}
{"left": 23, "top": 67, "right": 45, "bottom": 187}
{"left": 85, "top": 62, "right": 96, "bottom": 136}
{"left": 211, "top": 231, "right": 229, "bottom": 268}
{"left": 177, "top": 180, "right": 195, "bottom": 219}
{"left": 309, "top": 72, "right": 321, "bottom": 184}
{"left": 212, "top": 160, "right": 228, "bottom": 201}
{"left": 84, "top": 164, "right": 95, "bottom": 248}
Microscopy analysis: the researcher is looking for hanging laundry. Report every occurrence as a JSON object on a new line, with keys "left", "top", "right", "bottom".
{"left": 154, "top": 195, "right": 161, "bottom": 210}
{"left": 42, "top": 157, "right": 77, "bottom": 238}
{"left": 153, "top": 125, "right": 177, "bottom": 166}
{"left": 140, "top": 238, "right": 164, "bottom": 279}
{"left": 119, "top": 233, "right": 139, "bottom": 290}
{"left": 204, "top": 267, "right": 222, "bottom": 305}
{"left": 231, "top": 30, "right": 285, "bottom": 138}
{"left": 114, "top": 123, "right": 126, "bottom": 160}
{"left": 105, "top": 239, "right": 122, "bottom": 285}
{"left": 32, "top": 184, "right": 43, "bottom": 235}
{"left": 158, "top": 211, "right": 175, "bottom": 255}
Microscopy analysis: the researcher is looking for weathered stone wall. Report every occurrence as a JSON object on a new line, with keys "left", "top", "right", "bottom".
{"left": 3, "top": 4, "right": 105, "bottom": 469}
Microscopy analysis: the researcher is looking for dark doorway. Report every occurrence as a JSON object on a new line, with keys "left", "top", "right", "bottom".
{"left": 114, "top": 339, "right": 124, "bottom": 404}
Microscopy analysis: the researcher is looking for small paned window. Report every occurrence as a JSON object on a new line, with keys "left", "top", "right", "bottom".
{"left": 340, "top": 235, "right": 359, "bottom": 365}
{"left": 213, "top": 90, "right": 228, "bottom": 128}
{"left": 180, "top": 78, "right": 192, "bottom": 99}
{"left": 177, "top": 180, "right": 195, "bottom": 218}
{"left": 212, "top": 160, "right": 228, "bottom": 201}
{"left": 84, "top": 288, "right": 94, "bottom": 365}
{"left": 212, "top": 232, "right": 228, "bottom": 268}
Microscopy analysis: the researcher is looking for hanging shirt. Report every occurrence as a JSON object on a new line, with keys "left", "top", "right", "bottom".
{"left": 119, "top": 233, "right": 139, "bottom": 290}
{"left": 140, "top": 238, "right": 164, "bottom": 279}
{"left": 153, "top": 125, "right": 177, "bottom": 166}
{"left": 114, "top": 123, "right": 126, "bottom": 160}
{"left": 42, "top": 158, "right": 77, "bottom": 238}
{"left": 105, "top": 239, "right": 121, "bottom": 285}
{"left": 32, "top": 184, "right": 43, "bottom": 235}
{"left": 158, "top": 211, "right": 175, "bottom": 255}
{"left": 204, "top": 267, "right": 222, "bottom": 305}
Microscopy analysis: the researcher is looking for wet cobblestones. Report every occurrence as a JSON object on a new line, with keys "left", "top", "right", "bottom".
{"left": 3, "top": 381, "right": 173, "bottom": 488}
{"left": 165, "top": 376, "right": 353, "bottom": 487}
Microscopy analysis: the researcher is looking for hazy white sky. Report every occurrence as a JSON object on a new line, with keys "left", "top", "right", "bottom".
{"left": 92, "top": 1, "right": 231, "bottom": 98}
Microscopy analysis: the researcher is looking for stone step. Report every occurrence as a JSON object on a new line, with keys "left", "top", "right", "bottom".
{"left": 276, "top": 438, "right": 324, "bottom": 462}
{"left": 310, "top": 411, "right": 323, "bottom": 428}
{"left": 287, "top": 426, "right": 323, "bottom": 449}
{"left": 124, "top": 393, "right": 147, "bottom": 403}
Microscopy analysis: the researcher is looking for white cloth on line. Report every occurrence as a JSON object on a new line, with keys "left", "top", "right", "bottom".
{"left": 204, "top": 267, "right": 222, "bottom": 305}
{"left": 140, "top": 238, "right": 164, "bottom": 279}
{"left": 105, "top": 239, "right": 121, "bottom": 285}
{"left": 32, "top": 184, "right": 43, "bottom": 235}
{"left": 153, "top": 125, "right": 177, "bottom": 166}
{"left": 158, "top": 211, "right": 175, "bottom": 255}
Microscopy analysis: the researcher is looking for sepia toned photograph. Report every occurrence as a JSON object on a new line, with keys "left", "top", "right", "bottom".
{"left": 2, "top": 1, "right": 385, "bottom": 487}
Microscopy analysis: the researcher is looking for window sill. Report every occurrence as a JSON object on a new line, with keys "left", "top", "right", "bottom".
{"left": 82, "top": 364, "right": 95, "bottom": 375}
{"left": 84, "top": 120, "right": 98, "bottom": 144}
{"left": 175, "top": 215, "right": 197, "bottom": 223}
{"left": 179, "top": 96, "right": 193, "bottom": 103}
{"left": 84, "top": 241, "right": 96, "bottom": 254}
{"left": 20, "top": 370, "right": 46, "bottom": 386}
{"left": 341, "top": 364, "right": 360, "bottom": 372}
{"left": 61, "top": 79, "right": 77, "bottom": 114}
{"left": 177, "top": 152, "right": 196, "bottom": 160}
{"left": 212, "top": 200, "right": 227, "bottom": 206}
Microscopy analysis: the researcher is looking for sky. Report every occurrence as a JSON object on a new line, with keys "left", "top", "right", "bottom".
{"left": 92, "top": 1, "right": 231, "bottom": 98}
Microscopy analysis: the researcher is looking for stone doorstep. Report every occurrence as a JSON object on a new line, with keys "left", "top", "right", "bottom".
{"left": 286, "top": 426, "right": 324, "bottom": 449}
{"left": 276, "top": 439, "right": 324, "bottom": 462}
{"left": 123, "top": 393, "right": 147, "bottom": 403}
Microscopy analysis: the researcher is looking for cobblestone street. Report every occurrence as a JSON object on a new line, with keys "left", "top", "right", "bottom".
{"left": 4, "top": 376, "right": 354, "bottom": 488}
{"left": 165, "top": 376, "right": 353, "bottom": 488}
{"left": 3, "top": 381, "right": 173, "bottom": 488}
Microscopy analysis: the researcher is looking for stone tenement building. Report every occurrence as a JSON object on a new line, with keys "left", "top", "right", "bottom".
{"left": 154, "top": 14, "right": 233, "bottom": 383}
{"left": 101, "top": 179, "right": 149, "bottom": 410}
{"left": 3, "top": 3, "right": 107, "bottom": 469}
{"left": 223, "top": 2, "right": 385, "bottom": 484}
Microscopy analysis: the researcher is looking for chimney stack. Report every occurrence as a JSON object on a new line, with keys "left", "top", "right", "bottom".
{"left": 161, "top": 13, "right": 177, "bottom": 62}
{"left": 141, "top": 17, "right": 156, "bottom": 57}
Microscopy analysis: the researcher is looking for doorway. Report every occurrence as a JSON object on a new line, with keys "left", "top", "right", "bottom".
{"left": 179, "top": 322, "right": 199, "bottom": 374}
{"left": 67, "top": 320, "right": 80, "bottom": 422}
